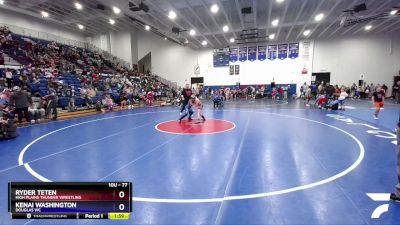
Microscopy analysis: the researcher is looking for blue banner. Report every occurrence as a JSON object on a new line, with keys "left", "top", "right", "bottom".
{"left": 229, "top": 48, "right": 238, "bottom": 62}
{"left": 239, "top": 47, "right": 247, "bottom": 62}
{"left": 278, "top": 44, "right": 288, "bottom": 60}
{"left": 267, "top": 45, "right": 277, "bottom": 60}
{"left": 288, "top": 43, "right": 299, "bottom": 59}
{"left": 257, "top": 46, "right": 267, "bottom": 61}
{"left": 247, "top": 46, "right": 257, "bottom": 62}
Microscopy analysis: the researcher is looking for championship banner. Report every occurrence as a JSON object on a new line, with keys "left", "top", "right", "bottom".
{"left": 229, "top": 65, "right": 234, "bottom": 75}
{"left": 267, "top": 45, "right": 277, "bottom": 60}
{"left": 258, "top": 46, "right": 267, "bottom": 61}
{"left": 238, "top": 47, "right": 247, "bottom": 62}
{"left": 278, "top": 44, "right": 288, "bottom": 60}
{"left": 247, "top": 46, "right": 257, "bottom": 62}
{"left": 288, "top": 43, "right": 299, "bottom": 59}
{"left": 235, "top": 65, "right": 240, "bottom": 75}
{"left": 229, "top": 48, "right": 238, "bottom": 62}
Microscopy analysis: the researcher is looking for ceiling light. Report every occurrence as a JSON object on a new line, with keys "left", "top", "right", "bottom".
{"left": 202, "top": 40, "right": 208, "bottom": 46}
{"left": 112, "top": 6, "right": 121, "bottom": 14}
{"left": 145, "top": 25, "right": 150, "bottom": 31}
{"left": 269, "top": 33, "right": 275, "bottom": 40}
{"left": 0, "top": 0, "right": 5, "bottom": 5}
{"left": 189, "top": 29, "right": 196, "bottom": 36}
{"left": 164, "top": 37, "right": 167, "bottom": 40}
{"left": 365, "top": 25, "right": 372, "bottom": 31}
{"left": 276, "top": 0, "right": 284, "bottom": 3}
{"left": 75, "top": 2, "right": 83, "bottom": 10}
{"left": 77, "top": 24, "right": 84, "bottom": 30}
{"left": 168, "top": 10, "right": 177, "bottom": 20}
{"left": 315, "top": 13, "right": 324, "bottom": 22}
{"left": 210, "top": 4, "right": 219, "bottom": 13}
{"left": 271, "top": 19, "right": 279, "bottom": 27}
{"left": 303, "top": 30, "right": 311, "bottom": 36}
{"left": 230, "top": 38, "right": 235, "bottom": 43}
{"left": 109, "top": 19, "right": 115, "bottom": 25}
{"left": 223, "top": 25, "right": 229, "bottom": 32}
{"left": 41, "top": 11, "right": 49, "bottom": 18}
{"left": 390, "top": 9, "right": 398, "bottom": 16}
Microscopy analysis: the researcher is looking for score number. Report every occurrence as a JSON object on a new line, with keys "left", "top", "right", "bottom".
{"left": 107, "top": 183, "right": 130, "bottom": 212}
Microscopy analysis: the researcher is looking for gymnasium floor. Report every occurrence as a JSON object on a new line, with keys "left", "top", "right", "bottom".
{"left": 0, "top": 99, "right": 399, "bottom": 225}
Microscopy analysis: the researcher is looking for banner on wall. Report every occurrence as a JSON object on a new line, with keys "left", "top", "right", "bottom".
{"left": 267, "top": 45, "right": 277, "bottom": 60}
{"left": 229, "top": 48, "right": 238, "bottom": 62}
{"left": 288, "top": 43, "right": 299, "bottom": 59}
{"left": 235, "top": 65, "right": 240, "bottom": 75}
{"left": 239, "top": 47, "right": 247, "bottom": 62}
{"left": 229, "top": 65, "right": 234, "bottom": 75}
{"left": 278, "top": 44, "right": 288, "bottom": 60}
{"left": 247, "top": 46, "right": 257, "bottom": 62}
{"left": 258, "top": 46, "right": 267, "bottom": 61}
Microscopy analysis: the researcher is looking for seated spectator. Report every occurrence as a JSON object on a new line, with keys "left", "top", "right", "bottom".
{"left": 28, "top": 93, "right": 45, "bottom": 123}
{"left": 103, "top": 94, "right": 115, "bottom": 111}
{"left": 0, "top": 112, "right": 18, "bottom": 140}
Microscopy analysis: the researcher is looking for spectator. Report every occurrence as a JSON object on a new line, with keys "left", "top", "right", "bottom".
{"left": 0, "top": 112, "right": 18, "bottom": 140}
{"left": 5, "top": 68, "right": 12, "bottom": 89}
{"left": 28, "top": 93, "right": 45, "bottom": 123}
{"left": 66, "top": 86, "right": 76, "bottom": 111}
{"left": 45, "top": 87, "right": 58, "bottom": 120}
{"left": 10, "top": 86, "right": 32, "bottom": 123}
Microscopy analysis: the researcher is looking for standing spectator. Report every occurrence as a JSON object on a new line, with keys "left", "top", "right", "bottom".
{"left": 318, "top": 82, "right": 325, "bottom": 95}
{"left": 66, "top": 86, "right": 76, "bottom": 111}
{"left": 370, "top": 83, "right": 375, "bottom": 97}
{"left": 325, "top": 83, "right": 335, "bottom": 99}
{"left": 381, "top": 84, "right": 388, "bottom": 97}
{"left": 10, "top": 86, "right": 32, "bottom": 123}
{"left": 300, "top": 82, "right": 307, "bottom": 99}
{"left": 5, "top": 68, "right": 12, "bottom": 89}
{"left": 394, "top": 80, "right": 400, "bottom": 104}
{"left": 305, "top": 86, "right": 312, "bottom": 106}
{"left": 45, "top": 87, "right": 58, "bottom": 120}
{"left": 338, "top": 88, "right": 349, "bottom": 110}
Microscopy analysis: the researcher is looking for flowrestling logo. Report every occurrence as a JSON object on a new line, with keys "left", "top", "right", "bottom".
{"left": 366, "top": 193, "right": 391, "bottom": 219}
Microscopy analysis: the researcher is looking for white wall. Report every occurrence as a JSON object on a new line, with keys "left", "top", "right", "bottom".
{"left": 86, "top": 34, "right": 110, "bottom": 52}
{"left": 110, "top": 31, "right": 134, "bottom": 65}
{"left": 137, "top": 30, "right": 199, "bottom": 86}
{"left": 0, "top": 8, "right": 85, "bottom": 42}
{"left": 136, "top": 31, "right": 400, "bottom": 94}
{"left": 136, "top": 30, "right": 315, "bottom": 90}
{"left": 313, "top": 34, "right": 400, "bottom": 92}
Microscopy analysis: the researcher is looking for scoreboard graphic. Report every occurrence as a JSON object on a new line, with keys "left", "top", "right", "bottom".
{"left": 8, "top": 182, "right": 132, "bottom": 220}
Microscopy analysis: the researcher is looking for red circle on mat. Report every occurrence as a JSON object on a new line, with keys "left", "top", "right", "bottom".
{"left": 155, "top": 119, "right": 236, "bottom": 135}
